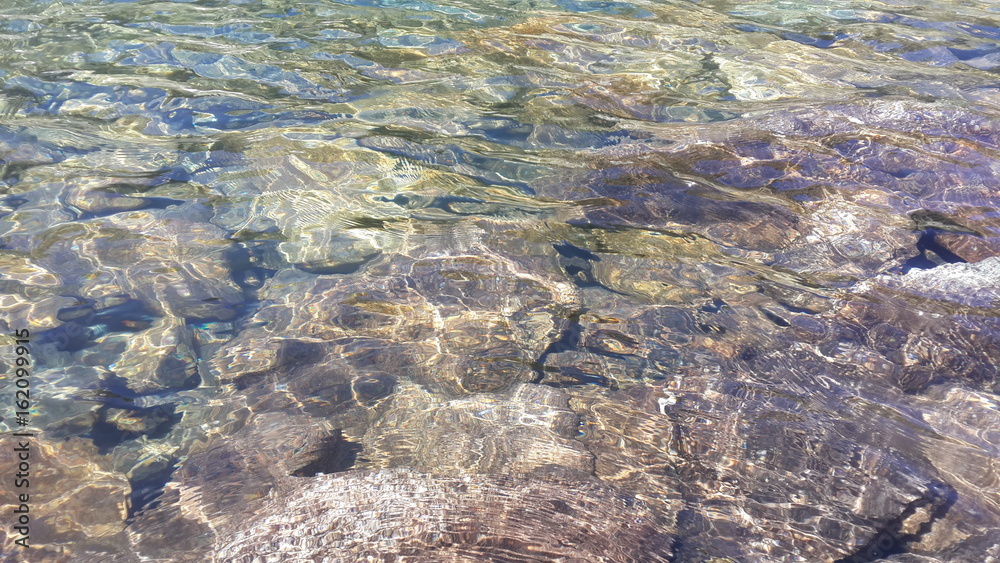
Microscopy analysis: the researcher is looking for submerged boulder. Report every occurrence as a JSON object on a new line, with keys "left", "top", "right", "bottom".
{"left": 214, "top": 467, "right": 676, "bottom": 562}
{"left": 567, "top": 375, "right": 955, "bottom": 562}
{"left": 212, "top": 252, "right": 579, "bottom": 396}
{"left": 359, "top": 383, "right": 593, "bottom": 475}
{"left": 0, "top": 437, "right": 133, "bottom": 562}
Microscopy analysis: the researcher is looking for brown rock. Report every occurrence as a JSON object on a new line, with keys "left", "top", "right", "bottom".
{"left": 933, "top": 232, "right": 1000, "bottom": 263}
{"left": 214, "top": 468, "right": 676, "bottom": 562}
{"left": 0, "top": 437, "right": 132, "bottom": 562}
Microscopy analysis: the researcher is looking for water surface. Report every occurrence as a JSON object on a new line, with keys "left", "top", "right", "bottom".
{"left": 1, "top": 0, "right": 1000, "bottom": 561}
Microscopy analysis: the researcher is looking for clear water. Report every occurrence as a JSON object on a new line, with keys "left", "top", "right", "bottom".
{"left": 1, "top": 0, "right": 1000, "bottom": 561}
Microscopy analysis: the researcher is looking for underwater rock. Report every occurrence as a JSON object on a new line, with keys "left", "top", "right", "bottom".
{"left": 567, "top": 376, "right": 949, "bottom": 562}
{"left": 36, "top": 205, "right": 246, "bottom": 321}
{"left": 59, "top": 174, "right": 151, "bottom": 217}
{"left": 212, "top": 252, "right": 579, "bottom": 395}
{"left": 891, "top": 386, "right": 1000, "bottom": 560}
{"left": 565, "top": 95, "right": 1000, "bottom": 284}
{"left": 829, "top": 258, "right": 1000, "bottom": 392}
{"left": 104, "top": 406, "right": 174, "bottom": 436}
{"left": 0, "top": 436, "right": 132, "bottom": 562}
{"left": 359, "top": 383, "right": 593, "bottom": 475}
{"left": 132, "top": 386, "right": 660, "bottom": 562}
{"left": 4, "top": 3, "right": 1000, "bottom": 563}
{"left": 575, "top": 150, "right": 920, "bottom": 282}
{"left": 86, "top": 208, "right": 243, "bottom": 320}
{"left": 113, "top": 315, "right": 198, "bottom": 394}
{"left": 0, "top": 255, "right": 68, "bottom": 334}
{"left": 214, "top": 467, "right": 676, "bottom": 562}
{"left": 204, "top": 142, "right": 414, "bottom": 271}
{"left": 829, "top": 300, "right": 999, "bottom": 393}
{"left": 778, "top": 195, "right": 919, "bottom": 279}
{"left": 539, "top": 291, "right": 766, "bottom": 389}
{"left": 932, "top": 232, "right": 1000, "bottom": 263}
{"left": 581, "top": 228, "right": 756, "bottom": 303}
{"left": 128, "top": 410, "right": 357, "bottom": 561}
{"left": 279, "top": 228, "right": 386, "bottom": 273}
{"left": 0, "top": 365, "right": 111, "bottom": 442}
{"left": 859, "top": 257, "right": 1000, "bottom": 311}
{"left": 227, "top": 184, "right": 409, "bottom": 271}
{"left": 578, "top": 167, "right": 803, "bottom": 255}
{"left": 213, "top": 337, "right": 370, "bottom": 419}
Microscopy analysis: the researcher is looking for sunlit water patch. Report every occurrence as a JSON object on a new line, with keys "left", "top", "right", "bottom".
{"left": 1, "top": 0, "right": 1000, "bottom": 561}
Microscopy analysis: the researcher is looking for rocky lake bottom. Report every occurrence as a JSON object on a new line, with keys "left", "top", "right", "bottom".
{"left": 1, "top": 0, "right": 1000, "bottom": 561}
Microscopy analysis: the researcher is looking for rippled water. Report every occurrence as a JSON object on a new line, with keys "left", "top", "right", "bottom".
{"left": 2, "top": 0, "right": 1000, "bottom": 561}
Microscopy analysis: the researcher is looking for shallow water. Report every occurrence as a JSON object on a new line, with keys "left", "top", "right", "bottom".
{"left": 1, "top": 0, "right": 1000, "bottom": 561}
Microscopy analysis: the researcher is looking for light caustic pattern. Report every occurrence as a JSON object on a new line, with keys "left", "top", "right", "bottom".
{"left": 1, "top": 0, "right": 1000, "bottom": 561}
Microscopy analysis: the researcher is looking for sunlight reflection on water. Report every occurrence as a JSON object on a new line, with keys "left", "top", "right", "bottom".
{"left": 1, "top": 0, "right": 1000, "bottom": 560}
